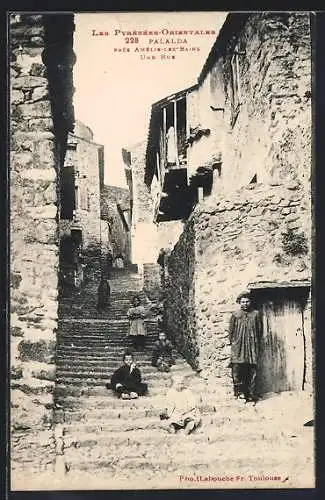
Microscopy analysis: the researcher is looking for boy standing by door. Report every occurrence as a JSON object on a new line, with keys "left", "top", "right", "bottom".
{"left": 228, "top": 291, "right": 263, "bottom": 403}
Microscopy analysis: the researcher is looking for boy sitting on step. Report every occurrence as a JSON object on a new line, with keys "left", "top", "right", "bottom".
{"left": 108, "top": 351, "right": 148, "bottom": 400}
{"left": 151, "top": 331, "right": 175, "bottom": 372}
{"left": 160, "top": 375, "right": 201, "bottom": 434}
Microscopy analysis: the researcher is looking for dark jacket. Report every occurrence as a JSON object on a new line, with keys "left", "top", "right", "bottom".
{"left": 151, "top": 339, "right": 173, "bottom": 366}
{"left": 110, "top": 364, "right": 142, "bottom": 390}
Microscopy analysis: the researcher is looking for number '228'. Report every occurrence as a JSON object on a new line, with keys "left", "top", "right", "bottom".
{"left": 125, "top": 37, "right": 139, "bottom": 43}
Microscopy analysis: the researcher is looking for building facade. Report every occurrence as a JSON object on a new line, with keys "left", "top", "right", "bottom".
{"left": 123, "top": 141, "right": 183, "bottom": 297}
{"left": 10, "top": 13, "right": 75, "bottom": 483}
{"left": 100, "top": 184, "right": 132, "bottom": 275}
{"left": 59, "top": 120, "right": 104, "bottom": 289}
{"left": 144, "top": 12, "right": 312, "bottom": 395}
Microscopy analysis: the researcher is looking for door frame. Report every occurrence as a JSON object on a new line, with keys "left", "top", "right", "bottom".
{"left": 247, "top": 280, "right": 311, "bottom": 394}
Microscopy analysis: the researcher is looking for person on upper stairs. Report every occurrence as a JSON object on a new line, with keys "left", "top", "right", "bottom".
{"left": 151, "top": 331, "right": 175, "bottom": 372}
{"left": 160, "top": 375, "right": 201, "bottom": 434}
{"left": 96, "top": 275, "right": 111, "bottom": 313}
{"left": 127, "top": 295, "right": 147, "bottom": 350}
{"left": 108, "top": 351, "right": 148, "bottom": 400}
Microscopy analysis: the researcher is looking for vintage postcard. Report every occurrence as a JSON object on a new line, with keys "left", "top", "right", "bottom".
{"left": 9, "top": 11, "right": 315, "bottom": 491}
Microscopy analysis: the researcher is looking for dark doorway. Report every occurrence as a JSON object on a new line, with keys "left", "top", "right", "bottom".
{"left": 250, "top": 286, "right": 309, "bottom": 395}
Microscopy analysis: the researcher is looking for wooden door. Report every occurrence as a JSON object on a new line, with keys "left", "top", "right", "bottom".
{"left": 253, "top": 287, "right": 308, "bottom": 395}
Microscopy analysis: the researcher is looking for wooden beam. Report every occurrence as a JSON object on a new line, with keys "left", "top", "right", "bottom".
{"left": 174, "top": 100, "right": 179, "bottom": 166}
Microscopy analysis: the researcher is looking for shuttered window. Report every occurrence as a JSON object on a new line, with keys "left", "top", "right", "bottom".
{"left": 60, "top": 166, "right": 75, "bottom": 220}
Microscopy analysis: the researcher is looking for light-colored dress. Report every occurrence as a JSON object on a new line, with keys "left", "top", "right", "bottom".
{"left": 127, "top": 305, "right": 147, "bottom": 337}
{"left": 165, "top": 388, "right": 201, "bottom": 427}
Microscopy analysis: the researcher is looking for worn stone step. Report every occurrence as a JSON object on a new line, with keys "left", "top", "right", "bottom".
{"left": 54, "top": 390, "right": 219, "bottom": 407}
{"left": 55, "top": 353, "right": 157, "bottom": 363}
{"left": 55, "top": 356, "right": 161, "bottom": 365}
{"left": 55, "top": 355, "right": 161, "bottom": 364}
{"left": 55, "top": 366, "right": 183, "bottom": 376}
{"left": 56, "top": 345, "right": 156, "bottom": 353}
{"left": 55, "top": 378, "right": 188, "bottom": 391}
{"left": 57, "top": 343, "right": 158, "bottom": 351}
{"left": 58, "top": 335, "right": 159, "bottom": 342}
{"left": 55, "top": 355, "right": 158, "bottom": 363}
{"left": 54, "top": 384, "right": 171, "bottom": 397}
{"left": 58, "top": 326, "right": 159, "bottom": 332}
{"left": 58, "top": 322, "right": 159, "bottom": 329}
{"left": 63, "top": 403, "right": 218, "bottom": 422}
{"left": 65, "top": 454, "right": 286, "bottom": 473}
{"left": 63, "top": 435, "right": 302, "bottom": 466}
{"left": 55, "top": 369, "right": 178, "bottom": 381}
{"left": 55, "top": 357, "right": 187, "bottom": 369}
{"left": 63, "top": 410, "right": 264, "bottom": 433}
{"left": 62, "top": 425, "right": 287, "bottom": 450}
{"left": 65, "top": 416, "right": 163, "bottom": 433}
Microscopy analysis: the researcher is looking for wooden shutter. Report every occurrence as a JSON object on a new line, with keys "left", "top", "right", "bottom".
{"left": 60, "top": 166, "right": 75, "bottom": 219}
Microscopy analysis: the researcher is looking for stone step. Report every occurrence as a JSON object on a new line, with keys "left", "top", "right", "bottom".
{"left": 62, "top": 425, "right": 285, "bottom": 449}
{"left": 63, "top": 433, "right": 301, "bottom": 464}
{"left": 57, "top": 335, "right": 160, "bottom": 342}
{"left": 63, "top": 404, "right": 217, "bottom": 421}
{"left": 58, "top": 318, "right": 158, "bottom": 324}
{"left": 54, "top": 392, "right": 221, "bottom": 409}
{"left": 55, "top": 356, "right": 186, "bottom": 366}
{"left": 62, "top": 412, "right": 263, "bottom": 434}
{"left": 57, "top": 334, "right": 159, "bottom": 341}
{"left": 55, "top": 370, "right": 179, "bottom": 381}
{"left": 55, "top": 354, "right": 162, "bottom": 363}
{"left": 58, "top": 318, "right": 159, "bottom": 334}
{"left": 64, "top": 454, "right": 286, "bottom": 474}
{"left": 54, "top": 384, "right": 170, "bottom": 397}
{"left": 57, "top": 343, "right": 158, "bottom": 351}
{"left": 56, "top": 345, "right": 156, "bottom": 353}
{"left": 58, "top": 318, "right": 158, "bottom": 332}
{"left": 55, "top": 377, "right": 199, "bottom": 391}
{"left": 55, "top": 355, "right": 161, "bottom": 364}
{"left": 55, "top": 353, "right": 157, "bottom": 363}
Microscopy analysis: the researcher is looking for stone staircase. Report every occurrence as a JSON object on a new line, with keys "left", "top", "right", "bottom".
{"left": 53, "top": 268, "right": 314, "bottom": 490}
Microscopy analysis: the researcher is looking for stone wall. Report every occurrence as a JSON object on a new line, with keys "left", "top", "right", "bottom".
{"left": 125, "top": 142, "right": 157, "bottom": 267}
{"left": 187, "top": 13, "right": 311, "bottom": 195}
{"left": 10, "top": 13, "right": 75, "bottom": 481}
{"left": 59, "top": 129, "right": 103, "bottom": 258}
{"left": 166, "top": 182, "right": 311, "bottom": 391}
{"left": 164, "top": 13, "right": 312, "bottom": 395}
{"left": 124, "top": 142, "right": 184, "bottom": 270}
{"left": 100, "top": 185, "right": 131, "bottom": 270}
{"left": 165, "top": 220, "right": 198, "bottom": 367}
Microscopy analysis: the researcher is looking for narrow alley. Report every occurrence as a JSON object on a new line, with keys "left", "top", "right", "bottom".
{"left": 10, "top": 11, "right": 315, "bottom": 491}
{"left": 50, "top": 266, "right": 314, "bottom": 490}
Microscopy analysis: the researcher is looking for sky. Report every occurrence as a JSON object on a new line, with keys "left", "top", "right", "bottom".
{"left": 73, "top": 12, "right": 228, "bottom": 188}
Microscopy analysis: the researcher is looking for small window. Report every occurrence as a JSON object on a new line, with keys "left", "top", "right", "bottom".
{"left": 60, "top": 165, "right": 75, "bottom": 220}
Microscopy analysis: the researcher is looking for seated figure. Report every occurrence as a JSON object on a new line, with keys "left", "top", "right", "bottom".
{"left": 151, "top": 331, "right": 174, "bottom": 372}
{"left": 108, "top": 351, "right": 148, "bottom": 400}
{"left": 160, "top": 375, "right": 201, "bottom": 434}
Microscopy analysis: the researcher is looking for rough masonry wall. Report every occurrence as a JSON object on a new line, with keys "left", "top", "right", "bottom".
{"left": 100, "top": 185, "right": 131, "bottom": 267}
{"left": 164, "top": 13, "right": 312, "bottom": 394}
{"left": 167, "top": 182, "right": 311, "bottom": 391}
{"left": 129, "top": 142, "right": 158, "bottom": 266}
{"left": 220, "top": 12, "right": 311, "bottom": 192}
{"left": 10, "top": 15, "right": 59, "bottom": 475}
{"left": 187, "top": 13, "right": 311, "bottom": 195}
{"left": 165, "top": 219, "right": 199, "bottom": 369}
{"left": 10, "top": 13, "right": 75, "bottom": 482}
